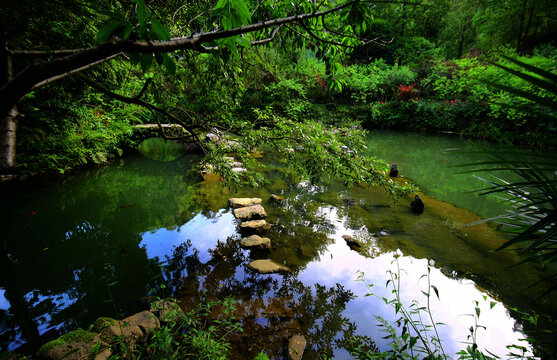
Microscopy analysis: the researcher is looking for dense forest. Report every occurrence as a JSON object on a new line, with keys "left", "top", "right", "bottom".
{"left": 1, "top": 0, "right": 557, "bottom": 359}
{"left": 1, "top": 0, "right": 556, "bottom": 178}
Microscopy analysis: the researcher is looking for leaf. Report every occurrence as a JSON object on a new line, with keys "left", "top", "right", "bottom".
{"left": 96, "top": 21, "right": 125, "bottom": 44}
{"left": 141, "top": 53, "right": 153, "bottom": 72}
{"left": 431, "top": 285, "right": 440, "bottom": 299}
{"left": 151, "top": 18, "right": 170, "bottom": 41}
{"left": 127, "top": 53, "right": 142, "bottom": 66}
{"left": 122, "top": 23, "right": 133, "bottom": 39}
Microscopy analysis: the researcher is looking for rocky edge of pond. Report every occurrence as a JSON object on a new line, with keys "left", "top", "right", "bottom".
{"left": 36, "top": 299, "right": 181, "bottom": 360}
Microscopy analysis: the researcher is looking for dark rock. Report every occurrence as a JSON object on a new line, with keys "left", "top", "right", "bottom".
{"left": 389, "top": 163, "right": 399, "bottom": 177}
{"left": 411, "top": 195, "right": 424, "bottom": 214}
{"left": 270, "top": 194, "right": 285, "bottom": 203}
{"left": 342, "top": 235, "right": 362, "bottom": 251}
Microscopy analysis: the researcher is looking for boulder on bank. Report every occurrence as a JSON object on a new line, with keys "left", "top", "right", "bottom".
{"left": 240, "top": 235, "right": 271, "bottom": 250}
{"left": 93, "top": 311, "right": 160, "bottom": 340}
{"left": 150, "top": 300, "right": 186, "bottom": 323}
{"left": 38, "top": 329, "right": 111, "bottom": 360}
{"left": 239, "top": 220, "right": 270, "bottom": 232}
{"left": 233, "top": 205, "right": 267, "bottom": 220}
{"left": 247, "top": 259, "right": 290, "bottom": 274}
{"left": 288, "top": 334, "right": 307, "bottom": 360}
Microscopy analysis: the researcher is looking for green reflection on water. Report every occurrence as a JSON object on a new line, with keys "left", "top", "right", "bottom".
{"left": 365, "top": 130, "right": 517, "bottom": 219}
{"left": 0, "top": 132, "right": 554, "bottom": 358}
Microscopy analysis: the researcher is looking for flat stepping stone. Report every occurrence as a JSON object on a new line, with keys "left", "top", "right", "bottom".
{"left": 288, "top": 334, "right": 307, "bottom": 360}
{"left": 231, "top": 161, "right": 243, "bottom": 167}
{"left": 228, "top": 198, "right": 262, "bottom": 208}
{"left": 232, "top": 167, "right": 247, "bottom": 173}
{"left": 233, "top": 204, "right": 267, "bottom": 220}
{"left": 239, "top": 220, "right": 270, "bottom": 232}
{"left": 240, "top": 235, "right": 271, "bottom": 250}
{"left": 247, "top": 259, "right": 290, "bottom": 274}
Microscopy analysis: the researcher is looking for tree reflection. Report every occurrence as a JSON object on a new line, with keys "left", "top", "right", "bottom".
{"left": 164, "top": 236, "right": 379, "bottom": 359}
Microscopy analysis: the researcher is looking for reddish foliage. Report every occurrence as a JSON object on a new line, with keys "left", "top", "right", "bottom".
{"left": 396, "top": 84, "right": 419, "bottom": 100}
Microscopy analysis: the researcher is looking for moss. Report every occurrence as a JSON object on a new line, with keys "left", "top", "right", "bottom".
{"left": 92, "top": 317, "right": 118, "bottom": 332}
{"left": 38, "top": 329, "right": 98, "bottom": 356}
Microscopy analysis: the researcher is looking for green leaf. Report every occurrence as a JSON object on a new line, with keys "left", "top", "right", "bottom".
{"left": 161, "top": 53, "right": 176, "bottom": 75}
{"left": 431, "top": 285, "right": 440, "bottom": 299}
{"left": 122, "top": 23, "right": 133, "bottom": 39}
{"left": 141, "top": 53, "right": 153, "bottom": 72}
{"left": 127, "top": 52, "right": 142, "bottom": 66}
{"left": 151, "top": 18, "right": 170, "bottom": 41}
{"left": 96, "top": 21, "right": 125, "bottom": 44}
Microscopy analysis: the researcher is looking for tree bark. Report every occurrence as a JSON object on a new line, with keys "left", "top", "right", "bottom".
{"left": 1, "top": 35, "right": 17, "bottom": 173}
{"left": 0, "top": 107, "right": 18, "bottom": 172}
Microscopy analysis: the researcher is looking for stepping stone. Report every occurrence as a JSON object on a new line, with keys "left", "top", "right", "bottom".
{"left": 288, "top": 334, "right": 307, "bottom": 360}
{"left": 232, "top": 167, "right": 247, "bottom": 173}
{"left": 228, "top": 198, "right": 262, "bottom": 208}
{"left": 240, "top": 235, "right": 271, "bottom": 250}
{"left": 231, "top": 161, "right": 243, "bottom": 167}
{"left": 239, "top": 220, "right": 270, "bottom": 232}
{"left": 233, "top": 204, "right": 267, "bottom": 220}
{"left": 247, "top": 259, "right": 290, "bottom": 274}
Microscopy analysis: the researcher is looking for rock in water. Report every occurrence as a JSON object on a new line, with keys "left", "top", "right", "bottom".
{"left": 411, "top": 195, "right": 424, "bottom": 214}
{"left": 270, "top": 194, "right": 285, "bottom": 203}
{"left": 233, "top": 204, "right": 267, "bottom": 220}
{"left": 239, "top": 220, "right": 270, "bottom": 232}
{"left": 288, "top": 334, "right": 307, "bottom": 360}
{"left": 389, "top": 163, "right": 399, "bottom": 177}
{"left": 342, "top": 234, "right": 361, "bottom": 248}
{"left": 241, "top": 235, "right": 271, "bottom": 250}
{"left": 342, "top": 234, "right": 362, "bottom": 252}
{"left": 228, "top": 197, "right": 262, "bottom": 208}
{"left": 247, "top": 260, "right": 290, "bottom": 274}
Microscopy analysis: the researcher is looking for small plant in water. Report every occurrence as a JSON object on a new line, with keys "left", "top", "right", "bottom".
{"left": 355, "top": 260, "right": 537, "bottom": 360}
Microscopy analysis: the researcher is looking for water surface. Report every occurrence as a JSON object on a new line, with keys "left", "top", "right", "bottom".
{"left": 0, "top": 132, "right": 554, "bottom": 358}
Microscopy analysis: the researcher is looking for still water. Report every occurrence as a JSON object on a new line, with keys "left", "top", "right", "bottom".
{"left": 0, "top": 131, "right": 554, "bottom": 358}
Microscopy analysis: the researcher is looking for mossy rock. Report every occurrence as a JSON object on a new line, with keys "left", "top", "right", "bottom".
{"left": 38, "top": 329, "right": 110, "bottom": 360}
{"left": 92, "top": 317, "right": 118, "bottom": 332}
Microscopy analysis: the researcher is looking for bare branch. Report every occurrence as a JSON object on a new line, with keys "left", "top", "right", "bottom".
{"left": 31, "top": 53, "right": 122, "bottom": 90}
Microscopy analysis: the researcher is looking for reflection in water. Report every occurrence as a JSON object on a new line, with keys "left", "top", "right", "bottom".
{"left": 0, "top": 135, "right": 555, "bottom": 358}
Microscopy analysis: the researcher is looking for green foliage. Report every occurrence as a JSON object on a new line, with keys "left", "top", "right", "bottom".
{"left": 393, "top": 37, "right": 435, "bottom": 65}
{"left": 105, "top": 297, "right": 243, "bottom": 359}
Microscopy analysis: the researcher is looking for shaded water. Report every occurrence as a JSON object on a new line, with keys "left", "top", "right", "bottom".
{"left": 0, "top": 132, "right": 554, "bottom": 358}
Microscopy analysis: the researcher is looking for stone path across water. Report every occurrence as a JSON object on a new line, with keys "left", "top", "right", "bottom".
{"left": 229, "top": 197, "right": 291, "bottom": 275}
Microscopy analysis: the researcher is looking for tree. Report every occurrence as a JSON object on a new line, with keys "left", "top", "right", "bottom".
{"left": 0, "top": 0, "right": 375, "bottom": 170}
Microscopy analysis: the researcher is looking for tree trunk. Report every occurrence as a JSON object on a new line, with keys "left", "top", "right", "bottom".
{"left": 457, "top": 25, "right": 466, "bottom": 58}
{"left": 0, "top": 107, "right": 18, "bottom": 173}
{"left": 1, "top": 34, "right": 18, "bottom": 174}
{"left": 516, "top": 0, "right": 527, "bottom": 53}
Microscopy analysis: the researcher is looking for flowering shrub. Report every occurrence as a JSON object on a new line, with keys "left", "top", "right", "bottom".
{"left": 397, "top": 84, "right": 419, "bottom": 100}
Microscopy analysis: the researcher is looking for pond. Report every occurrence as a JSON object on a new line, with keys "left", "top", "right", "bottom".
{"left": 0, "top": 131, "right": 554, "bottom": 358}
